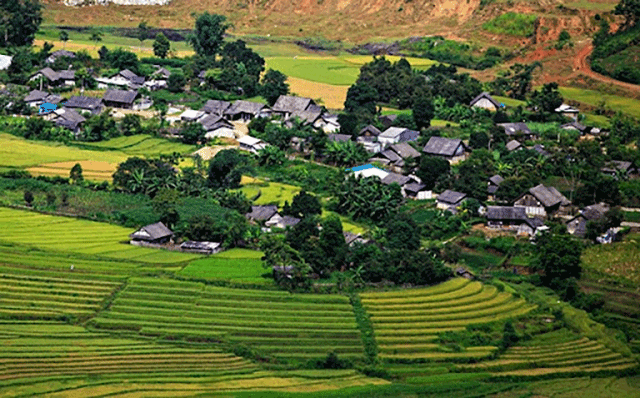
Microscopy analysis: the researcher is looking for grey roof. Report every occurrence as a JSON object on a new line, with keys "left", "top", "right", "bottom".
{"left": 380, "top": 127, "right": 414, "bottom": 139}
{"left": 561, "top": 121, "right": 587, "bottom": 132}
{"left": 381, "top": 172, "right": 412, "bottom": 186}
{"left": 378, "top": 114, "right": 397, "bottom": 125}
{"left": 180, "top": 241, "right": 221, "bottom": 251}
{"left": 198, "top": 70, "right": 206, "bottom": 79}
{"left": 153, "top": 67, "right": 171, "bottom": 79}
{"left": 528, "top": 184, "right": 571, "bottom": 207}
{"left": 343, "top": 231, "right": 361, "bottom": 245}
{"left": 437, "top": 189, "right": 467, "bottom": 204}
{"left": 498, "top": 123, "right": 533, "bottom": 136}
{"left": 36, "top": 67, "right": 60, "bottom": 81}
{"left": 225, "top": 100, "right": 267, "bottom": 116}
{"left": 58, "top": 70, "right": 75, "bottom": 80}
{"left": 246, "top": 205, "right": 279, "bottom": 221}
{"left": 404, "top": 182, "right": 426, "bottom": 194}
{"left": 423, "top": 136, "right": 465, "bottom": 157}
{"left": 103, "top": 89, "right": 138, "bottom": 105}
{"left": 506, "top": 140, "right": 523, "bottom": 151}
{"left": 358, "top": 125, "right": 381, "bottom": 137}
{"left": 202, "top": 99, "right": 231, "bottom": 115}
{"left": 602, "top": 160, "right": 634, "bottom": 173}
{"left": 327, "top": 133, "right": 352, "bottom": 142}
{"left": 532, "top": 144, "right": 550, "bottom": 157}
{"left": 24, "top": 89, "right": 49, "bottom": 102}
{"left": 200, "top": 114, "right": 233, "bottom": 131}
{"left": 65, "top": 96, "right": 103, "bottom": 110}
{"left": 582, "top": 203, "right": 609, "bottom": 220}
{"left": 272, "top": 95, "right": 315, "bottom": 113}
{"left": 130, "top": 222, "right": 173, "bottom": 241}
{"left": 390, "top": 143, "right": 421, "bottom": 159}
{"left": 52, "top": 108, "right": 86, "bottom": 130}
{"left": 488, "top": 185, "right": 499, "bottom": 194}
{"left": 47, "top": 50, "right": 75, "bottom": 61}
{"left": 470, "top": 92, "right": 500, "bottom": 108}
{"left": 489, "top": 175, "right": 504, "bottom": 186}
{"left": 486, "top": 206, "right": 527, "bottom": 221}
{"left": 282, "top": 216, "right": 301, "bottom": 227}
{"left": 378, "top": 148, "right": 402, "bottom": 163}
{"left": 289, "top": 108, "right": 322, "bottom": 124}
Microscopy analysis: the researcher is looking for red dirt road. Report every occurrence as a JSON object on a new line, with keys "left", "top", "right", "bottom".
{"left": 571, "top": 43, "right": 640, "bottom": 93}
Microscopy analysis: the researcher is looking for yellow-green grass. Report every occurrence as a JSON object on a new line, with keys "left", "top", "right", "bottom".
{"left": 493, "top": 95, "right": 526, "bottom": 108}
{"left": 26, "top": 160, "right": 116, "bottom": 181}
{"left": 559, "top": 87, "right": 640, "bottom": 119}
{"left": 581, "top": 233, "right": 640, "bottom": 284}
{"left": 80, "top": 135, "right": 196, "bottom": 157}
{"left": 0, "top": 208, "right": 199, "bottom": 264}
{"left": 91, "top": 278, "right": 364, "bottom": 360}
{"left": 465, "top": 329, "right": 638, "bottom": 376}
{"left": 178, "top": 249, "right": 269, "bottom": 284}
{"left": 565, "top": 0, "right": 616, "bottom": 11}
{"left": 360, "top": 278, "right": 536, "bottom": 361}
{"left": 0, "top": 133, "right": 127, "bottom": 168}
{"left": 286, "top": 76, "right": 348, "bottom": 110}
{"left": 237, "top": 179, "right": 301, "bottom": 207}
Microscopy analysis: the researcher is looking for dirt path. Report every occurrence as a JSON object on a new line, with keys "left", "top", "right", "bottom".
{"left": 571, "top": 42, "right": 640, "bottom": 93}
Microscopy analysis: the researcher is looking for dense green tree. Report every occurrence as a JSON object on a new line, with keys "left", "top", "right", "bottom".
{"left": 344, "top": 82, "right": 378, "bottom": 117}
{"left": 260, "top": 69, "right": 289, "bottom": 106}
{"left": 120, "top": 114, "right": 143, "bottom": 136}
{"left": 167, "top": 71, "right": 187, "bottom": 92}
{"left": 336, "top": 175, "right": 403, "bottom": 223}
{"left": 70, "top": 163, "right": 84, "bottom": 184}
{"left": 491, "top": 62, "right": 540, "bottom": 100}
{"left": 112, "top": 157, "right": 178, "bottom": 196}
{"left": 614, "top": 0, "right": 640, "bottom": 27}
{"left": 260, "top": 234, "right": 311, "bottom": 291}
{"left": 214, "top": 190, "right": 252, "bottom": 214}
{"left": 256, "top": 145, "right": 286, "bottom": 166}
{"left": 469, "top": 131, "right": 489, "bottom": 149}
{"left": 319, "top": 215, "right": 348, "bottom": 274}
{"left": 185, "top": 211, "right": 247, "bottom": 247}
{"left": 286, "top": 216, "right": 320, "bottom": 251}
{"left": 416, "top": 156, "right": 450, "bottom": 190}
{"left": 23, "top": 190, "right": 34, "bottom": 206}
{"left": 59, "top": 30, "right": 69, "bottom": 48}
{"left": 188, "top": 12, "right": 229, "bottom": 59}
{"left": 283, "top": 190, "right": 322, "bottom": 219}
{"left": 137, "top": 21, "right": 149, "bottom": 45}
{"left": 151, "top": 188, "right": 180, "bottom": 229}
{"left": 385, "top": 212, "right": 421, "bottom": 251}
{"left": 323, "top": 140, "right": 369, "bottom": 167}
{"left": 529, "top": 82, "right": 563, "bottom": 114}
{"left": 0, "top": 0, "right": 42, "bottom": 47}
{"left": 104, "top": 48, "right": 139, "bottom": 73}
{"left": 7, "top": 47, "right": 33, "bottom": 84}
{"left": 207, "top": 149, "right": 250, "bottom": 189}
{"left": 82, "top": 112, "right": 118, "bottom": 142}
{"left": 534, "top": 231, "right": 583, "bottom": 288}
{"left": 220, "top": 40, "right": 265, "bottom": 77}
{"left": 153, "top": 33, "right": 170, "bottom": 59}
{"left": 412, "top": 94, "right": 435, "bottom": 130}
{"left": 90, "top": 30, "right": 103, "bottom": 49}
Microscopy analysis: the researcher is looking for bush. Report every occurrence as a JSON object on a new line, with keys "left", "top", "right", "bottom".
{"left": 482, "top": 13, "right": 537, "bottom": 37}
{"left": 307, "top": 351, "right": 352, "bottom": 369}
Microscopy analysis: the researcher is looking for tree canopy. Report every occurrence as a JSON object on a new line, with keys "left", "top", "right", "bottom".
{"left": 188, "top": 12, "right": 230, "bottom": 59}
{"left": 0, "top": 0, "right": 43, "bottom": 47}
{"left": 153, "top": 33, "right": 170, "bottom": 59}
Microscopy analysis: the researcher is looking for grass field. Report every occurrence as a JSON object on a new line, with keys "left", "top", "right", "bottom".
{"left": 559, "top": 87, "right": 640, "bottom": 119}
{"left": 179, "top": 248, "right": 270, "bottom": 284}
{"left": 0, "top": 207, "right": 199, "bottom": 264}
{"left": 79, "top": 134, "right": 197, "bottom": 156}
{"left": 237, "top": 178, "right": 302, "bottom": 207}
{"left": 581, "top": 233, "right": 640, "bottom": 284}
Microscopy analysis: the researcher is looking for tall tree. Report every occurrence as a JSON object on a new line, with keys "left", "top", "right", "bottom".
{"left": 153, "top": 32, "right": 170, "bottom": 59}
{"left": 188, "top": 12, "right": 229, "bottom": 60}
{"left": 284, "top": 190, "right": 322, "bottom": 219}
{"left": 416, "top": 156, "right": 450, "bottom": 190}
{"left": 59, "top": 30, "right": 69, "bottom": 49}
{"left": 70, "top": 163, "right": 84, "bottom": 184}
{"left": 260, "top": 69, "right": 289, "bottom": 106}
{"left": 319, "top": 215, "right": 348, "bottom": 274}
{"left": 167, "top": 72, "right": 186, "bottom": 93}
{"left": 207, "top": 149, "right": 249, "bottom": 189}
{"left": 614, "top": 0, "right": 640, "bottom": 27}
{"left": 137, "top": 21, "right": 149, "bottom": 45}
{"left": 529, "top": 82, "right": 563, "bottom": 114}
{"left": 412, "top": 94, "right": 435, "bottom": 130}
{"left": 90, "top": 30, "right": 103, "bottom": 49}
{"left": 534, "top": 231, "right": 583, "bottom": 288}
{"left": 180, "top": 121, "right": 205, "bottom": 144}
{"left": 0, "top": 0, "right": 43, "bottom": 47}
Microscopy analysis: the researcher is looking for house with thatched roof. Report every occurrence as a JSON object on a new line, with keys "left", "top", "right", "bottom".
{"left": 486, "top": 206, "right": 544, "bottom": 236}
{"left": 45, "top": 107, "right": 86, "bottom": 135}
{"left": 116, "top": 69, "right": 145, "bottom": 88}
{"left": 238, "top": 135, "right": 269, "bottom": 154}
{"left": 24, "top": 90, "right": 62, "bottom": 108}
{"left": 29, "top": 67, "right": 75, "bottom": 88}
{"left": 271, "top": 95, "right": 319, "bottom": 119}
{"left": 200, "top": 115, "right": 235, "bottom": 139}
{"left": 561, "top": 121, "right": 589, "bottom": 135}
{"left": 566, "top": 203, "right": 609, "bottom": 237}
{"left": 506, "top": 140, "right": 523, "bottom": 152}
{"left": 498, "top": 123, "right": 536, "bottom": 141}
{"left": 201, "top": 99, "right": 232, "bottom": 116}
{"left": 64, "top": 96, "right": 104, "bottom": 115}
{"left": 470, "top": 92, "right": 501, "bottom": 111}
{"left": 46, "top": 50, "right": 76, "bottom": 64}
{"left": 180, "top": 241, "right": 222, "bottom": 254}
{"left": 422, "top": 136, "right": 468, "bottom": 164}
{"left": 130, "top": 222, "right": 173, "bottom": 244}
{"left": 245, "top": 205, "right": 279, "bottom": 222}
{"left": 514, "top": 184, "right": 571, "bottom": 217}
{"left": 437, "top": 190, "right": 467, "bottom": 212}
{"left": 225, "top": 100, "right": 271, "bottom": 122}
{"left": 103, "top": 89, "right": 138, "bottom": 109}
{"left": 370, "top": 142, "right": 421, "bottom": 173}
{"left": 357, "top": 125, "right": 381, "bottom": 142}
{"left": 601, "top": 161, "right": 637, "bottom": 178}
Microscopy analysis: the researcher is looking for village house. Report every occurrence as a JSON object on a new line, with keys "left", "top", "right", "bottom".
{"left": 327, "top": 133, "right": 352, "bottom": 143}
{"left": 285, "top": 108, "right": 323, "bottom": 129}
{"left": 23, "top": 89, "right": 62, "bottom": 108}
{"left": 103, "top": 89, "right": 138, "bottom": 109}
{"left": 556, "top": 103, "right": 579, "bottom": 120}
{"left": 180, "top": 241, "right": 222, "bottom": 254}
{"left": 45, "top": 107, "right": 86, "bottom": 135}
{"left": 347, "top": 164, "right": 389, "bottom": 180}
{"left": 245, "top": 205, "right": 300, "bottom": 231}
{"left": 238, "top": 135, "right": 269, "bottom": 154}
{"left": 265, "top": 214, "right": 301, "bottom": 229}
{"left": 601, "top": 160, "right": 637, "bottom": 178}
{"left": 531, "top": 144, "right": 551, "bottom": 158}
{"left": 370, "top": 142, "right": 421, "bottom": 173}
{"left": 129, "top": 222, "right": 174, "bottom": 245}
{"left": 30, "top": 67, "right": 75, "bottom": 88}
{"left": 314, "top": 114, "right": 340, "bottom": 133}
{"left": 506, "top": 140, "right": 524, "bottom": 152}
{"left": 469, "top": 92, "right": 501, "bottom": 111}
{"left": 378, "top": 127, "right": 419, "bottom": 146}
{"left": 271, "top": 95, "right": 319, "bottom": 120}
{"left": 225, "top": 100, "right": 271, "bottom": 122}
{"left": 561, "top": 121, "right": 589, "bottom": 135}
{"left": 115, "top": 69, "right": 145, "bottom": 89}
{"left": 437, "top": 190, "right": 467, "bottom": 213}
{"left": 357, "top": 125, "right": 382, "bottom": 142}
{"left": 378, "top": 114, "right": 397, "bottom": 129}
{"left": 45, "top": 50, "right": 76, "bottom": 64}
{"left": 514, "top": 184, "right": 571, "bottom": 218}
{"left": 200, "top": 115, "right": 236, "bottom": 139}
{"left": 487, "top": 174, "right": 504, "bottom": 200}
{"left": 485, "top": 206, "right": 544, "bottom": 236}
{"left": 497, "top": 122, "right": 537, "bottom": 141}
{"left": 422, "top": 136, "right": 468, "bottom": 164}
{"left": 64, "top": 96, "right": 104, "bottom": 115}
{"left": 566, "top": 203, "right": 609, "bottom": 237}
{"left": 343, "top": 231, "right": 369, "bottom": 246}
{"left": 201, "top": 99, "right": 232, "bottom": 116}
{"left": 180, "top": 109, "right": 206, "bottom": 122}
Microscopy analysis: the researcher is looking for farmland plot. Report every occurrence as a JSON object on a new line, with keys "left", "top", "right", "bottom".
{"left": 91, "top": 278, "right": 365, "bottom": 361}
{"left": 360, "top": 278, "right": 536, "bottom": 361}
{"left": 0, "top": 208, "right": 199, "bottom": 264}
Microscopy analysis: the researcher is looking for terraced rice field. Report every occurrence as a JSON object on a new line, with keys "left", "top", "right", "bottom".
{"left": 0, "top": 208, "right": 199, "bottom": 264}
{"left": 360, "top": 278, "right": 537, "bottom": 360}
{"left": 462, "top": 329, "right": 639, "bottom": 376}
{"left": 26, "top": 160, "right": 117, "bottom": 181}
{"left": 91, "top": 278, "right": 365, "bottom": 361}
{"left": 80, "top": 135, "right": 196, "bottom": 157}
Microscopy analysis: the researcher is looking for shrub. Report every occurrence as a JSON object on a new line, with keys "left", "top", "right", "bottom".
{"left": 482, "top": 13, "right": 537, "bottom": 37}
{"left": 23, "top": 190, "right": 34, "bottom": 206}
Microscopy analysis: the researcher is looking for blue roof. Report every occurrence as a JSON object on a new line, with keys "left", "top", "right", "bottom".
{"left": 346, "top": 164, "right": 376, "bottom": 172}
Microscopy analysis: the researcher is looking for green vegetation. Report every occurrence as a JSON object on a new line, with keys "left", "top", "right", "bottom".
{"left": 482, "top": 13, "right": 538, "bottom": 37}
{"left": 179, "top": 248, "right": 269, "bottom": 284}
{"left": 398, "top": 37, "right": 508, "bottom": 70}
{"left": 558, "top": 87, "right": 640, "bottom": 119}
{"left": 582, "top": 233, "right": 640, "bottom": 284}
{"left": 77, "top": 135, "right": 197, "bottom": 157}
